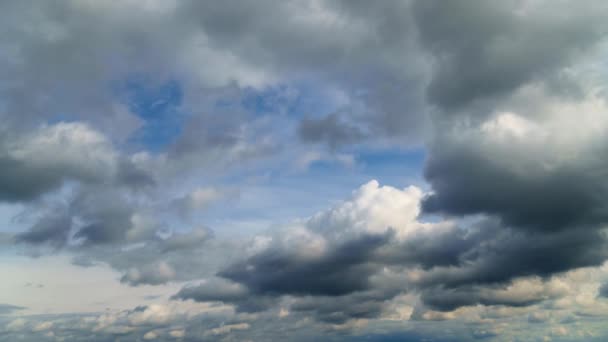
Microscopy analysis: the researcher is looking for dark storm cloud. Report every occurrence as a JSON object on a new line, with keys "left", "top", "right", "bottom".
{"left": 219, "top": 233, "right": 390, "bottom": 297}
{"left": 375, "top": 225, "right": 488, "bottom": 270}
{"left": 428, "top": 227, "right": 608, "bottom": 287}
{"left": 422, "top": 139, "right": 608, "bottom": 232}
{"left": 290, "top": 293, "right": 388, "bottom": 324}
{"left": 410, "top": 0, "right": 608, "bottom": 318}
{"left": 412, "top": 0, "right": 608, "bottom": 109}
{"left": 0, "top": 123, "right": 154, "bottom": 204}
{"left": 0, "top": 140, "right": 105, "bottom": 203}
{"left": 406, "top": 219, "right": 607, "bottom": 311}
{"left": 0, "top": 155, "right": 66, "bottom": 202}
{"left": 419, "top": 284, "right": 559, "bottom": 312}
{"left": 173, "top": 278, "right": 275, "bottom": 313}
{"left": 172, "top": 230, "right": 415, "bottom": 322}
{"left": 420, "top": 289, "right": 531, "bottom": 313}
{"left": 196, "top": 215, "right": 607, "bottom": 316}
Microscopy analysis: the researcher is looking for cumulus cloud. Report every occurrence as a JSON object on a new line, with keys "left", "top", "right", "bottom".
{"left": 173, "top": 178, "right": 608, "bottom": 328}
{"left": 4, "top": 0, "right": 608, "bottom": 341}
{"left": 164, "top": 183, "right": 498, "bottom": 322}
{"left": 413, "top": 0, "right": 608, "bottom": 109}
{"left": 0, "top": 123, "right": 119, "bottom": 202}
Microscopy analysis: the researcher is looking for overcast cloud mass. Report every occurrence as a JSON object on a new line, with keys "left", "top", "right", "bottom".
{"left": 3, "top": 1, "right": 608, "bottom": 341}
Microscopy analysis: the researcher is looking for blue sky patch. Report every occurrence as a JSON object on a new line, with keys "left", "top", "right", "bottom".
{"left": 116, "top": 78, "right": 184, "bottom": 152}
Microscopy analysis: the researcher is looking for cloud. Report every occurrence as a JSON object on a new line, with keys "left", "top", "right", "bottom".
{"left": 172, "top": 181, "right": 430, "bottom": 322}
{"left": 423, "top": 93, "right": 608, "bottom": 230}
{"left": 0, "top": 304, "right": 25, "bottom": 315}
{"left": 172, "top": 179, "right": 608, "bottom": 327}
{"left": 4, "top": 1, "right": 608, "bottom": 341}
{"left": 0, "top": 123, "right": 120, "bottom": 202}
{"left": 298, "top": 113, "right": 367, "bottom": 148}
{"left": 14, "top": 212, "right": 72, "bottom": 248}
{"left": 160, "top": 227, "right": 212, "bottom": 253}
{"left": 419, "top": 277, "right": 567, "bottom": 312}
{"left": 598, "top": 282, "right": 608, "bottom": 298}
{"left": 293, "top": 150, "right": 355, "bottom": 171}
{"left": 75, "top": 227, "right": 228, "bottom": 286}
{"left": 205, "top": 322, "right": 250, "bottom": 336}
{"left": 412, "top": 0, "right": 608, "bottom": 109}
{"left": 173, "top": 278, "right": 249, "bottom": 303}
{"left": 120, "top": 261, "right": 176, "bottom": 286}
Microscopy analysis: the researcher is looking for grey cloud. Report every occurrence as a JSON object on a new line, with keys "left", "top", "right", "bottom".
{"left": 0, "top": 0, "right": 430, "bottom": 162}
{"left": 14, "top": 185, "right": 158, "bottom": 248}
{"left": 116, "top": 159, "right": 156, "bottom": 189}
{"left": 181, "top": 0, "right": 418, "bottom": 76}
{"left": 291, "top": 294, "right": 386, "bottom": 324}
{"left": 182, "top": 0, "right": 430, "bottom": 147}
{"left": 415, "top": 15, "right": 608, "bottom": 306}
{"left": 414, "top": 223, "right": 608, "bottom": 289}
{"left": 199, "top": 215, "right": 606, "bottom": 316}
{"left": 172, "top": 227, "right": 413, "bottom": 322}
{"left": 173, "top": 278, "right": 274, "bottom": 313}
{"left": 161, "top": 227, "right": 211, "bottom": 253}
{"left": 174, "top": 279, "right": 249, "bottom": 303}
{"left": 71, "top": 188, "right": 147, "bottom": 245}
{"left": 422, "top": 138, "right": 608, "bottom": 232}
{"left": 420, "top": 285, "right": 558, "bottom": 312}
{"left": 375, "top": 225, "right": 489, "bottom": 270}
{"left": 0, "top": 123, "right": 153, "bottom": 203}
{"left": 412, "top": 0, "right": 608, "bottom": 109}
{"left": 0, "top": 304, "right": 25, "bottom": 315}
{"left": 289, "top": 280, "right": 406, "bottom": 325}
{"left": 298, "top": 113, "right": 367, "bottom": 148}
{"left": 5, "top": 1, "right": 608, "bottom": 340}
{"left": 73, "top": 230, "right": 237, "bottom": 286}
{"left": 14, "top": 212, "right": 72, "bottom": 248}
{"left": 598, "top": 282, "right": 608, "bottom": 298}
{"left": 417, "top": 114, "right": 608, "bottom": 303}
{"left": 0, "top": 124, "right": 111, "bottom": 202}
{"left": 219, "top": 233, "right": 390, "bottom": 297}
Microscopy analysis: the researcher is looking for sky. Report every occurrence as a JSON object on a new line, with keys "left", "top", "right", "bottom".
{"left": 2, "top": 0, "right": 608, "bottom": 341}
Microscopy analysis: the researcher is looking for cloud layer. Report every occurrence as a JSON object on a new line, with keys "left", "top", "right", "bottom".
{"left": 3, "top": 1, "right": 608, "bottom": 341}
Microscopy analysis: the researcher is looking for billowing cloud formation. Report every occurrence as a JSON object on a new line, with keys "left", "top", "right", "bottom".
{"left": 3, "top": 0, "right": 608, "bottom": 341}
{"left": 172, "top": 180, "right": 608, "bottom": 331}
{"left": 413, "top": 0, "right": 608, "bottom": 109}
{"left": 166, "top": 183, "right": 551, "bottom": 322}
{"left": 0, "top": 123, "right": 129, "bottom": 202}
